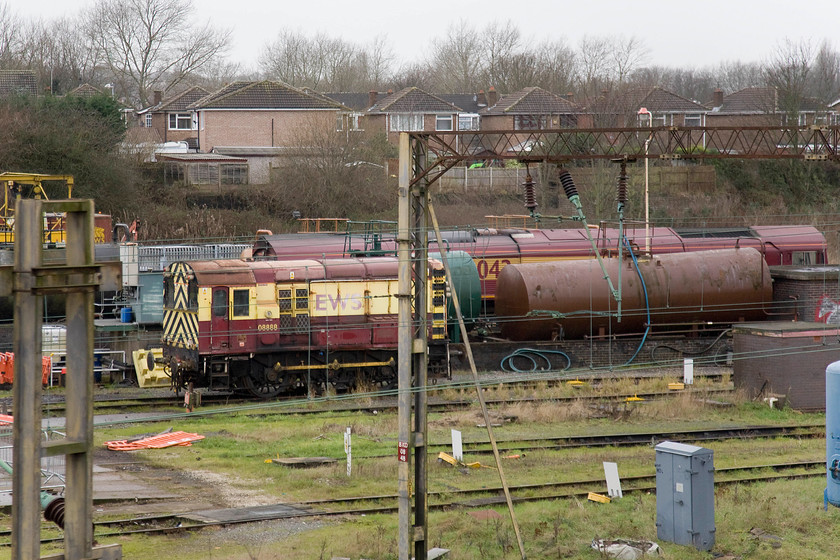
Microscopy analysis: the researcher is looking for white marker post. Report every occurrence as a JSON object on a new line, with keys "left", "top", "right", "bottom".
{"left": 684, "top": 358, "right": 694, "bottom": 385}
{"left": 451, "top": 429, "right": 463, "bottom": 462}
{"left": 344, "top": 426, "right": 351, "bottom": 477}
{"left": 603, "top": 462, "right": 623, "bottom": 499}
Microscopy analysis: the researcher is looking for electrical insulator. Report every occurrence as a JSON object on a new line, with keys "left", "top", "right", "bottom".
{"left": 558, "top": 169, "right": 579, "bottom": 200}
{"left": 616, "top": 171, "right": 628, "bottom": 205}
{"left": 522, "top": 173, "right": 538, "bottom": 211}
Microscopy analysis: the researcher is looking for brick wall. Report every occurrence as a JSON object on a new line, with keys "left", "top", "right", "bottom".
{"left": 733, "top": 327, "right": 840, "bottom": 410}
{"left": 198, "top": 110, "right": 339, "bottom": 151}
{"left": 770, "top": 267, "right": 840, "bottom": 323}
{"left": 462, "top": 336, "right": 730, "bottom": 372}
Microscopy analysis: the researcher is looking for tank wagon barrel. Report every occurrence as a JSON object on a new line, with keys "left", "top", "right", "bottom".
{"left": 495, "top": 248, "right": 773, "bottom": 340}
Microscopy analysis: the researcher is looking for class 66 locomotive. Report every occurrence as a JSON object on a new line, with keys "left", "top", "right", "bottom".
{"left": 159, "top": 256, "right": 451, "bottom": 398}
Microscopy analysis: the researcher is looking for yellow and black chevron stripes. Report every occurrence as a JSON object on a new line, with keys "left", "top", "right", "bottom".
{"left": 162, "top": 308, "right": 199, "bottom": 349}
{"left": 163, "top": 262, "right": 199, "bottom": 349}
{"left": 169, "top": 262, "right": 193, "bottom": 311}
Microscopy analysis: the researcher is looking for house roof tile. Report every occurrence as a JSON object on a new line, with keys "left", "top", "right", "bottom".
{"left": 368, "top": 87, "right": 462, "bottom": 113}
{"left": 585, "top": 87, "right": 706, "bottom": 114}
{"left": 712, "top": 87, "right": 826, "bottom": 114}
{"left": 482, "top": 87, "right": 578, "bottom": 115}
{"left": 190, "top": 81, "right": 346, "bottom": 110}
{"left": 158, "top": 86, "right": 210, "bottom": 111}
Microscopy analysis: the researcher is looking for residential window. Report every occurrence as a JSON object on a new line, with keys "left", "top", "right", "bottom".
{"left": 684, "top": 114, "right": 702, "bottom": 127}
{"left": 815, "top": 113, "right": 828, "bottom": 125}
{"left": 337, "top": 112, "right": 363, "bottom": 132}
{"left": 798, "top": 113, "right": 808, "bottom": 126}
{"left": 168, "top": 112, "right": 194, "bottom": 130}
{"left": 144, "top": 113, "right": 152, "bottom": 128}
{"left": 390, "top": 114, "right": 423, "bottom": 132}
{"left": 435, "top": 114, "right": 453, "bottom": 131}
{"left": 458, "top": 113, "right": 480, "bottom": 131}
{"left": 514, "top": 115, "right": 547, "bottom": 130}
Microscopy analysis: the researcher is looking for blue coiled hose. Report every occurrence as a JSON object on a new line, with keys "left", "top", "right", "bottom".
{"left": 500, "top": 348, "right": 571, "bottom": 373}
{"left": 622, "top": 235, "right": 650, "bottom": 366}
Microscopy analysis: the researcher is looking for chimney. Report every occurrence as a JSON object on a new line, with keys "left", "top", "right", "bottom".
{"left": 713, "top": 89, "right": 723, "bottom": 108}
{"left": 476, "top": 89, "right": 487, "bottom": 107}
{"left": 368, "top": 90, "right": 377, "bottom": 108}
{"left": 153, "top": 90, "right": 162, "bottom": 105}
{"left": 565, "top": 92, "right": 574, "bottom": 103}
{"left": 487, "top": 86, "right": 498, "bottom": 107}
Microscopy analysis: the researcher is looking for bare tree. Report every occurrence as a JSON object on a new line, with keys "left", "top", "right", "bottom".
{"left": 481, "top": 21, "right": 521, "bottom": 90}
{"left": 0, "top": 2, "right": 22, "bottom": 66}
{"left": 86, "top": 0, "right": 231, "bottom": 106}
{"left": 576, "top": 35, "right": 612, "bottom": 99}
{"left": 713, "top": 60, "right": 766, "bottom": 94}
{"left": 261, "top": 30, "right": 393, "bottom": 91}
{"left": 765, "top": 38, "right": 815, "bottom": 116}
{"left": 429, "top": 20, "right": 482, "bottom": 92}
{"left": 611, "top": 36, "right": 648, "bottom": 83}
{"left": 809, "top": 41, "right": 840, "bottom": 104}
{"left": 533, "top": 40, "right": 577, "bottom": 94}
{"left": 365, "top": 35, "right": 395, "bottom": 90}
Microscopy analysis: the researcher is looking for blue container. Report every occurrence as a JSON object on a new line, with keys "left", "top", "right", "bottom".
{"left": 120, "top": 307, "right": 133, "bottom": 323}
{"left": 826, "top": 361, "right": 840, "bottom": 508}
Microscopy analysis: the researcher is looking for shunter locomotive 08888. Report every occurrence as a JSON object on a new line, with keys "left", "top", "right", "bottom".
{"left": 161, "top": 257, "right": 448, "bottom": 397}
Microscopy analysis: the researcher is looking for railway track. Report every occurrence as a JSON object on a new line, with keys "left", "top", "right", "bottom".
{"left": 55, "top": 384, "right": 735, "bottom": 418}
{"left": 14, "top": 459, "right": 820, "bottom": 543}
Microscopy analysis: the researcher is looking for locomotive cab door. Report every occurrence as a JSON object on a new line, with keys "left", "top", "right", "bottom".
{"left": 210, "top": 287, "right": 230, "bottom": 351}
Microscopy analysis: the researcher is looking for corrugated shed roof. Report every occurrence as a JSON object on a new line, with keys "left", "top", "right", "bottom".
{"left": 483, "top": 87, "right": 579, "bottom": 115}
{"left": 159, "top": 86, "right": 210, "bottom": 111}
{"left": 157, "top": 153, "right": 246, "bottom": 162}
{"left": 369, "top": 87, "right": 462, "bottom": 113}
{"left": 190, "top": 81, "right": 346, "bottom": 110}
{"left": 0, "top": 70, "right": 37, "bottom": 96}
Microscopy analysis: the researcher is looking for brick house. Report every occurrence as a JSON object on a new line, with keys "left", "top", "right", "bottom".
{"left": 184, "top": 81, "right": 350, "bottom": 184}
{"left": 706, "top": 87, "right": 830, "bottom": 127}
{"left": 581, "top": 86, "right": 707, "bottom": 128}
{"left": 365, "top": 87, "right": 465, "bottom": 144}
{"left": 480, "top": 86, "right": 578, "bottom": 131}
{"left": 136, "top": 86, "right": 209, "bottom": 148}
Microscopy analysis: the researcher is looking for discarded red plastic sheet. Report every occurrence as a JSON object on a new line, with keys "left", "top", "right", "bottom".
{"left": 105, "top": 431, "right": 205, "bottom": 451}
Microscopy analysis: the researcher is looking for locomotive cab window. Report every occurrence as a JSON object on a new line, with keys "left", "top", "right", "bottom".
{"left": 792, "top": 251, "right": 819, "bottom": 265}
{"left": 232, "top": 289, "right": 250, "bottom": 317}
{"left": 212, "top": 288, "right": 228, "bottom": 317}
{"left": 164, "top": 275, "right": 174, "bottom": 308}
{"left": 188, "top": 281, "right": 198, "bottom": 310}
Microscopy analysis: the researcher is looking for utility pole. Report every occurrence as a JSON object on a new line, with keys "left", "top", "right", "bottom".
{"left": 397, "top": 133, "right": 430, "bottom": 560}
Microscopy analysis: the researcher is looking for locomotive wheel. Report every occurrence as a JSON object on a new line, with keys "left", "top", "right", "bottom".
{"left": 242, "top": 364, "right": 287, "bottom": 399}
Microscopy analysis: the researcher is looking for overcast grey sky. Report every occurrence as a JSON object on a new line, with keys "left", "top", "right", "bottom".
{"left": 14, "top": 0, "right": 837, "bottom": 74}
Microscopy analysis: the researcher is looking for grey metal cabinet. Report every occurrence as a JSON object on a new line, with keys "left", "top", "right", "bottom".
{"left": 655, "top": 441, "right": 715, "bottom": 551}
